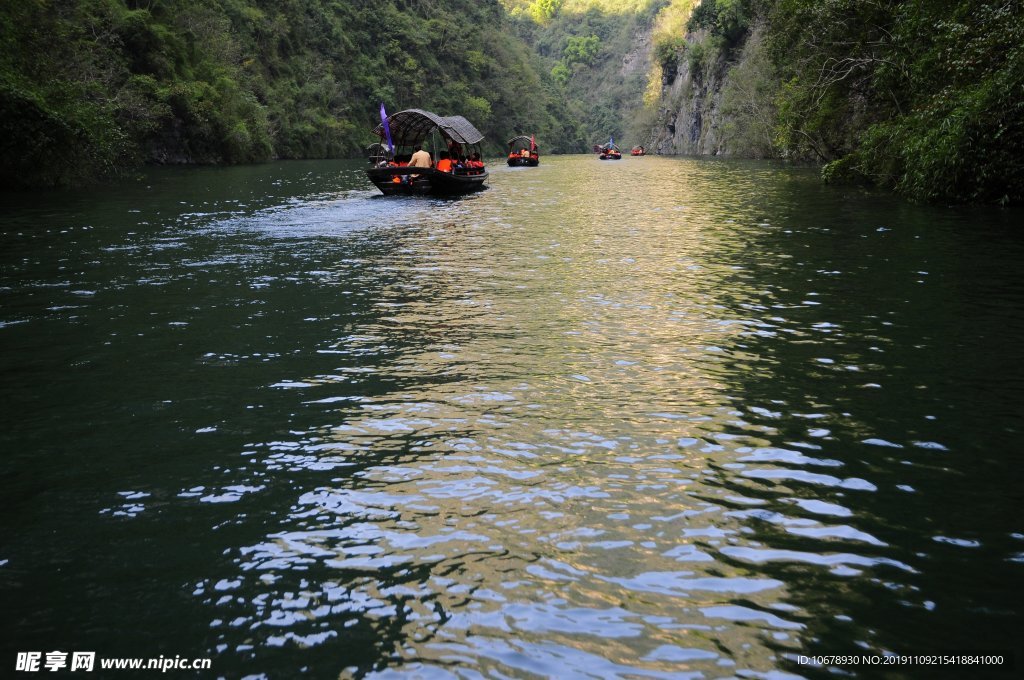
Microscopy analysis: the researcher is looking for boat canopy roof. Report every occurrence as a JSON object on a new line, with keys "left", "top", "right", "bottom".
{"left": 373, "top": 108, "right": 485, "bottom": 147}
{"left": 507, "top": 135, "right": 536, "bottom": 147}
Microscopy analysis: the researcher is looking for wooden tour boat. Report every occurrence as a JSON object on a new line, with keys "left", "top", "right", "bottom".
{"left": 507, "top": 135, "right": 540, "bottom": 167}
{"left": 631, "top": 145, "right": 646, "bottom": 156}
{"left": 598, "top": 139, "right": 622, "bottom": 160}
{"left": 367, "top": 107, "right": 488, "bottom": 196}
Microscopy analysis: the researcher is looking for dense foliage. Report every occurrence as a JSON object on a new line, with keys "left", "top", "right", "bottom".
{"left": 2, "top": 0, "right": 1020, "bottom": 203}
{"left": 677, "top": 0, "right": 1023, "bottom": 203}
{"left": 503, "top": 0, "right": 669, "bottom": 147}
{"left": 0, "top": 0, "right": 582, "bottom": 188}
{"left": 798, "top": 0, "right": 1024, "bottom": 204}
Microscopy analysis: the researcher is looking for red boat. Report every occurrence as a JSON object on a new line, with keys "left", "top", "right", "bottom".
{"left": 598, "top": 142, "right": 622, "bottom": 160}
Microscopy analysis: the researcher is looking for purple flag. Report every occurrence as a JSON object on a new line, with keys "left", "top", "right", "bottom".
{"left": 380, "top": 102, "right": 395, "bottom": 155}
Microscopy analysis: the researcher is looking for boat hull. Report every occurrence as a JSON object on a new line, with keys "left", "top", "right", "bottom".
{"left": 599, "top": 154, "right": 622, "bottom": 160}
{"left": 366, "top": 166, "right": 488, "bottom": 195}
{"left": 507, "top": 157, "right": 539, "bottom": 167}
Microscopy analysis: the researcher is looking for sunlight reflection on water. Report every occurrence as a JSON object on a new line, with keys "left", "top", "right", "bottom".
{"left": 180, "top": 158, "right": 921, "bottom": 676}
{"left": 3, "top": 156, "right": 1022, "bottom": 678}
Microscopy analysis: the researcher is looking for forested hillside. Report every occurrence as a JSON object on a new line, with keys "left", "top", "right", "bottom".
{"left": 0, "top": 0, "right": 584, "bottom": 188}
{"left": 499, "top": 0, "right": 667, "bottom": 147}
{"left": 2, "top": 0, "right": 1021, "bottom": 203}
{"left": 642, "top": 0, "right": 1024, "bottom": 204}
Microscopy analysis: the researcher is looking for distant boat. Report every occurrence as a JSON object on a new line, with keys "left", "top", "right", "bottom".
{"left": 631, "top": 145, "right": 646, "bottom": 156}
{"left": 598, "top": 142, "right": 622, "bottom": 160}
{"left": 366, "top": 108, "right": 488, "bottom": 195}
{"left": 507, "top": 135, "right": 539, "bottom": 167}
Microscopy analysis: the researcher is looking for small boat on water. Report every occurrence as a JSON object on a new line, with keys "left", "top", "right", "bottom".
{"left": 598, "top": 138, "right": 622, "bottom": 160}
{"left": 631, "top": 145, "right": 646, "bottom": 156}
{"left": 507, "top": 135, "right": 539, "bottom": 167}
{"left": 366, "top": 107, "right": 487, "bottom": 196}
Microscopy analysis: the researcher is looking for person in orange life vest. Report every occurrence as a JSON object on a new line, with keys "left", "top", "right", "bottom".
{"left": 467, "top": 152, "right": 484, "bottom": 173}
{"left": 435, "top": 151, "right": 454, "bottom": 173}
{"left": 387, "top": 154, "right": 410, "bottom": 182}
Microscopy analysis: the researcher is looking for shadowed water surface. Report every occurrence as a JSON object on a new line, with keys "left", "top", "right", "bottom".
{"left": 1, "top": 157, "right": 1022, "bottom": 678}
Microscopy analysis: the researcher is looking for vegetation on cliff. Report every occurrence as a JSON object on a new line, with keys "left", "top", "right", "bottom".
{"left": 2, "top": 0, "right": 1020, "bottom": 203}
{"left": 772, "top": 0, "right": 1024, "bottom": 204}
{"left": 501, "top": 0, "right": 668, "bottom": 148}
{"left": 648, "top": 0, "right": 1023, "bottom": 204}
{"left": 0, "top": 0, "right": 582, "bottom": 188}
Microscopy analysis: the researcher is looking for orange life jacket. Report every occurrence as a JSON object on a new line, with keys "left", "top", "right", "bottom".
{"left": 436, "top": 158, "right": 454, "bottom": 172}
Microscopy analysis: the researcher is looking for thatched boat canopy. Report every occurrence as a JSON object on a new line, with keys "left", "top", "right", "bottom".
{"left": 373, "top": 108, "right": 485, "bottom": 147}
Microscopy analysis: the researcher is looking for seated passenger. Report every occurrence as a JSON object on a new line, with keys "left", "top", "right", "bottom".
{"left": 389, "top": 154, "right": 411, "bottom": 182}
{"left": 467, "top": 152, "right": 485, "bottom": 173}
{"left": 408, "top": 145, "right": 432, "bottom": 169}
{"left": 435, "top": 151, "right": 454, "bottom": 173}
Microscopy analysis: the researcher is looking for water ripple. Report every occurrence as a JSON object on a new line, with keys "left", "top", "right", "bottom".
{"left": 4, "top": 157, "right": 1022, "bottom": 677}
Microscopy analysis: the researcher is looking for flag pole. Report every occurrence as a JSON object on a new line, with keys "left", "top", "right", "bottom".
{"left": 380, "top": 102, "right": 395, "bottom": 158}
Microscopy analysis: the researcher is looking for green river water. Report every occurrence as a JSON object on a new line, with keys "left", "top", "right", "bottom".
{"left": 1, "top": 156, "right": 1022, "bottom": 678}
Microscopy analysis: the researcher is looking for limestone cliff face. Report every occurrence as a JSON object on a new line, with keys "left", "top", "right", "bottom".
{"left": 647, "top": 30, "right": 731, "bottom": 156}
{"left": 620, "top": 24, "right": 654, "bottom": 81}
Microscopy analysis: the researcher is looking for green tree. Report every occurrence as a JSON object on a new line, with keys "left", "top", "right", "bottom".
{"left": 564, "top": 35, "right": 601, "bottom": 67}
{"left": 530, "top": 0, "right": 563, "bottom": 24}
